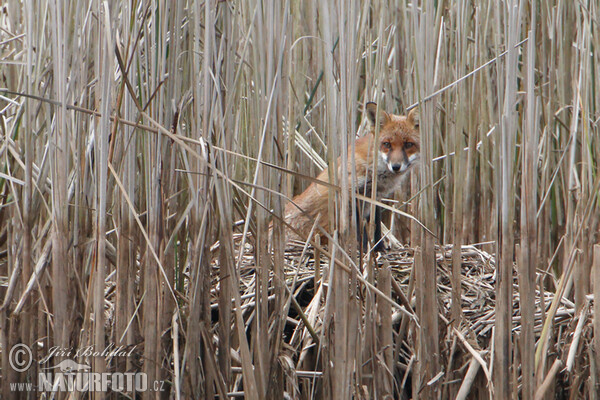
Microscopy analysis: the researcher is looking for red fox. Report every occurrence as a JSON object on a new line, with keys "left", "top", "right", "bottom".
{"left": 282, "top": 102, "right": 420, "bottom": 249}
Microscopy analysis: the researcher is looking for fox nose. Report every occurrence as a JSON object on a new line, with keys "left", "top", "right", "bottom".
{"left": 391, "top": 163, "right": 402, "bottom": 172}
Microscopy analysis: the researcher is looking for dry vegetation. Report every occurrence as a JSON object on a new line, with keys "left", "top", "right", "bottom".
{"left": 0, "top": 0, "right": 599, "bottom": 399}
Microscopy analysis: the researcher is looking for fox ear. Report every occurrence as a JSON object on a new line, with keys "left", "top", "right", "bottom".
{"left": 408, "top": 107, "right": 419, "bottom": 128}
{"left": 365, "top": 102, "right": 390, "bottom": 127}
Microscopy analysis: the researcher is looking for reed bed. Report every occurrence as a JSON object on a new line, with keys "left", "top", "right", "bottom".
{"left": 0, "top": 1, "right": 599, "bottom": 399}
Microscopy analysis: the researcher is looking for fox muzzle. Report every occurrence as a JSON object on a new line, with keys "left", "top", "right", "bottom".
{"left": 392, "top": 152, "right": 419, "bottom": 174}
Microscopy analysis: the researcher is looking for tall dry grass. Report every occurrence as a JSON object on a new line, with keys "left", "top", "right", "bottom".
{"left": 0, "top": 0, "right": 599, "bottom": 399}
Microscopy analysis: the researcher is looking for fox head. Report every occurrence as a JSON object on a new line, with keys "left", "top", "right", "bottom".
{"left": 365, "top": 102, "right": 420, "bottom": 175}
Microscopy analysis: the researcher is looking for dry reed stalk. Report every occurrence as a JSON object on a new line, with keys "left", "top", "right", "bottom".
{"left": 493, "top": 0, "right": 522, "bottom": 397}
{"left": 49, "top": 0, "right": 70, "bottom": 356}
{"left": 535, "top": 359, "right": 563, "bottom": 400}
{"left": 450, "top": 0, "right": 468, "bottom": 334}
{"left": 376, "top": 263, "right": 393, "bottom": 397}
{"left": 17, "top": 0, "right": 37, "bottom": 391}
{"left": 568, "top": 3, "right": 586, "bottom": 314}
{"left": 90, "top": 2, "right": 113, "bottom": 390}
{"left": 114, "top": 1, "right": 137, "bottom": 379}
{"left": 318, "top": 2, "right": 349, "bottom": 397}
{"left": 141, "top": 2, "right": 165, "bottom": 395}
{"left": 359, "top": 4, "right": 388, "bottom": 397}
{"left": 519, "top": 8, "right": 539, "bottom": 398}
{"left": 180, "top": 1, "right": 212, "bottom": 396}
{"left": 412, "top": 0, "right": 441, "bottom": 397}
{"left": 594, "top": 245, "right": 600, "bottom": 398}
{"left": 214, "top": 4, "right": 237, "bottom": 393}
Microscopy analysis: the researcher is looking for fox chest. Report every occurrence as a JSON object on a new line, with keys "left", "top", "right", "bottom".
{"left": 357, "top": 169, "right": 406, "bottom": 199}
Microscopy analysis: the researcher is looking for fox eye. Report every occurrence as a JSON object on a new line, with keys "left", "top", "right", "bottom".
{"left": 382, "top": 141, "right": 392, "bottom": 150}
{"left": 405, "top": 142, "right": 415, "bottom": 149}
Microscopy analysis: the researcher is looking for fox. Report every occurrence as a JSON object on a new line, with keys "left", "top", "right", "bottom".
{"left": 281, "top": 102, "right": 420, "bottom": 250}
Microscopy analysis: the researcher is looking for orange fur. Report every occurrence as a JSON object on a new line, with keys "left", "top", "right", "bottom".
{"left": 283, "top": 102, "right": 420, "bottom": 243}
